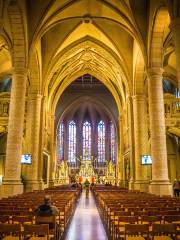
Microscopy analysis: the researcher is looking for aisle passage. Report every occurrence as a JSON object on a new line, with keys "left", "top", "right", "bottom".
{"left": 64, "top": 191, "right": 108, "bottom": 240}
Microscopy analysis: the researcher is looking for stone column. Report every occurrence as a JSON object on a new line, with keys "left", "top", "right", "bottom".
{"left": 117, "top": 116, "right": 124, "bottom": 187}
{"left": 133, "top": 95, "right": 149, "bottom": 192}
{"left": 148, "top": 68, "right": 172, "bottom": 195}
{"left": 24, "top": 93, "right": 43, "bottom": 192}
{"left": 171, "top": 17, "right": 180, "bottom": 91}
{"left": 49, "top": 114, "right": 55, "bottom": 187}
{"left": 127, "top": 96, "right": 135, "bottom": 189}
{"left": 2, "top": 68, "right": 27, "bottom": 197}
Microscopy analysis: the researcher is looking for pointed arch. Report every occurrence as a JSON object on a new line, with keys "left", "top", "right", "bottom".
{"left": 133, "top": 43, "right": 146, "bottom": 94}
{"left": 8, "top": 0, "right": 27, "bottom": 68}
{"left": 28, "top": 49, "right": 41, "bottom": 93}
{"left": 149, "top": 7, "right": 170, "bottom": 68}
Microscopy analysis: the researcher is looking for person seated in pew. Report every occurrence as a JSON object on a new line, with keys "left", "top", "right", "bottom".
{"left": 34, "top": 195, "right": 59, "bottom": 229}
{"left": 173, "top": 179, "right": 180, "bottom": 197}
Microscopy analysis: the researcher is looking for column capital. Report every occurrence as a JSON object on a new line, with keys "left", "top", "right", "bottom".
{"left": 28, "top": 93, "right": 43, "bottom": 101}
{"left": 132, "top": 94, "right": 146, "bottom": 101}
{"left": 147, "top": 67, "right": 164, "bottom": 78}
{"left": 12, "top": 67, "right": 28, "bottom": 76}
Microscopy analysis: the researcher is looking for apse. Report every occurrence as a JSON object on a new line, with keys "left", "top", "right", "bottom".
{"left": 55, "top": 74, "right": 119, "bottom": 183}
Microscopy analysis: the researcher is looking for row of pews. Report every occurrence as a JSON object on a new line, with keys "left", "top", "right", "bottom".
{"left": 93, "top": 186, "right": 180, "bottom": 240}
{"left": 0, "top": 185, "right": 81, "bottom": 239}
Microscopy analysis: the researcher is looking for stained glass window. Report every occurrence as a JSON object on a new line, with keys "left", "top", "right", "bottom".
{"left": 57, "top": 122, "right": 64, "bottom": 164}
{"left": 110, "top": 121, "right": 116, "bottom": 163}
{"left": 98, "top": 120, "right": 105, "bottom": 162}
{"left": 83, "top": 121, "right": 91, "bottom": 160}
{"left": 68, "top": 121, "right": 76, "bottom": 162}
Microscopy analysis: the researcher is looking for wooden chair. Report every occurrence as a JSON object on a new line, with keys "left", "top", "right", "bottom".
{"left": 35, "top": 215, "right": 60, "bottom": 240}
{"left": 151, "top": 223, "right": 177, "bottom": 240}
{"left": 164, "top": 215, "right": 180, "bottom": 236}
{"left": 133, "top": 211, "right": 148, "bottom": 216}
{"left": 141, "top": 215, "right": 162, "bottom": 225}
{"left": 0, "top": 216, "right": 9, "bottom": 223}
{"left": 124, "top": 224, "right": 149, "bottom": 240}
{"left": 115, "top": 216, "right": 139, "bottom": 240}
{"left": 164, "top": 215, "right": 180, "bottom": 224}
{"left": 23, "top": 224, "right": 49, "bottom": 240}
{"left": 12, "top": 215, "right": 33, "bottom": 225}
{"left": 0, "top": 223, "right": 21, "bottom": 240}
{"left": 110, "top": 211, "right": 131, "bottom": 239}
{"left": 163, "top": 211, "right": 180, "bottom": 216}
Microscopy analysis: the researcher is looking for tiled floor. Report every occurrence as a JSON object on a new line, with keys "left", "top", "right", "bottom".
{"left": 64, "top": 191, "right": 108, "bottom": 240}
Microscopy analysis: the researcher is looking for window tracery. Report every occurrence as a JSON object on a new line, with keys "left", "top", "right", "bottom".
{"left": 83, "top": 121, "right": 91, "bottom": 160}
{"left": 110, "top": 121, "right": 116, "bottom": 163}
{"left": 98, "top": 120, "right": 105, "bottom": 162}
{"left": 68, "top": 121, "right": 76, "bottom": 162}
{"left": 57, "top": 122, "right": 64, "bottom": 163}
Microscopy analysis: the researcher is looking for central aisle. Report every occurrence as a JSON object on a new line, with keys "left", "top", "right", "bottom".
{"left": 64, "top": 191, "right": 108, "bottom": 240}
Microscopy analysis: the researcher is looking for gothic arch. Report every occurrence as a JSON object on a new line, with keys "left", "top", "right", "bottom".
{"left": 44, "top": 40, "right": 127, "bottom": 118}
{"left": 28, "top": 49, "right": 41, "bottom": 93}
{"left": 149, "top": 7, "right": 170, "bottom": 68}
{"left": 0, "top": 34, "right": 12, "bottom": 76}
{"left": 56, "top": 96, "right": 117, "bottom": 128}
{"left": 7, "top": 0, "right": 27, "bottom": 68}
{"left": 133, "top": 44, "right": 146, "bottom": 95}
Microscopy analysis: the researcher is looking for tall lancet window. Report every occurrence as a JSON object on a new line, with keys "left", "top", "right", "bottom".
{"left": 83, "top": 121, "right": 91, "bottom": 160}
{"left": 110, "top": 121, "right": 116, "bottom": 163}
{"left": 57, "top": 122, "right": 64, "bottom": 164}
{"left": 98, "top": 120, "right": 105, "bottom": 162}
{"left": 68, "top": 121, "right": 76, "bottom": 162}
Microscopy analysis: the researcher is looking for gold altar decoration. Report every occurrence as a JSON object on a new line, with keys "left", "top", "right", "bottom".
{"left": 55, "top": 160, "right": 69, "bottom": 184}
{"left": 105, "top": 161, "right": 116, "bottom": 184}
{"left": 78, "top": 159, "right": 96, "bottom": 182}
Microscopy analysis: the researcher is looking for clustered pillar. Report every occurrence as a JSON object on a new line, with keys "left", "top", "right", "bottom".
{"left": 24, "top": 93, "right": 43, "bottom": 192}
{"left": 148, "top": 68, "right": 172, "bottom": 195}
{"left": 49, "top": 114, "right": 55, "bottom": 187}
{"left": 133, "top": 95, "right": 149, "bottom": 192}
{"left": 117, "top": 116, "right": 124, "bottom": 187}
{"left": 2, "top": 68, "right": 27, "bottom": 197}
{"left": 127, "top": 96, "right": 135, "bottom": 189}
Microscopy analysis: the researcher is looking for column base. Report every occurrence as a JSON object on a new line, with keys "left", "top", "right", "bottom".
{"left": 0, "top": 180, "right": 23, "bottom": 198}
{"left": 129, "top": 178, "right": 134, "bottom": 190}
{"left": 134, "top": 180, "right": 149, "bottom": 192}
{"left": 48, "top": 179, "right": 55, "bottom": 188}
{"left": 149, "top": 180, "right": 172, "bottom": 196}
{"left": 118, "top": 180, "right": 126, "bottom": 188}
{"left": 24, "top": 180, "right": 44, "bottom": 192}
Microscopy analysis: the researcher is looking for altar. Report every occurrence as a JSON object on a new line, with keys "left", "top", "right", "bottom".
{"left": 78, "top": 160, "right": 96, "bottom": 183}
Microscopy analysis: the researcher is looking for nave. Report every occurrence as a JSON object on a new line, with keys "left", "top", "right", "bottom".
{"left": 0, "top": 0, "right": 180, "bottom": 200}
{"left": 64, "top": 191, "right": 107, "bottom": 240}
{"left": 0, "top": 184, "right": 180, "bottom": 240}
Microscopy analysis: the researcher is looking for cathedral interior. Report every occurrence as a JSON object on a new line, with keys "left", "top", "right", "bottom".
{"left": 0, "top": 0, "right": 180, "bottom": 199}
